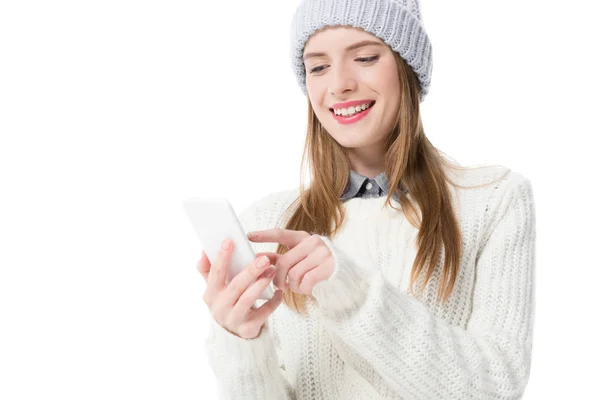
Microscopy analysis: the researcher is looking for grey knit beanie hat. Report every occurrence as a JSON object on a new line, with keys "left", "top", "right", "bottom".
{"left": 290, "top": 0, "right": 432, "bottom": 103}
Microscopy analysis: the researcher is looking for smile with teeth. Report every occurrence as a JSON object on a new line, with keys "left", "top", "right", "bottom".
{"left": 331, "top": 101, "right": 375, "bottom": 117}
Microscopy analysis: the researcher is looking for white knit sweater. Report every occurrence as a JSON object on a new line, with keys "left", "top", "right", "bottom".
{"left": 204, "top": 165, "right": 536, "bottom": 400}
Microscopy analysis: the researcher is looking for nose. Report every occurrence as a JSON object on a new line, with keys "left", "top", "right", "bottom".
{"left": 328, "top": 62, "right": 357, "bottom": 97}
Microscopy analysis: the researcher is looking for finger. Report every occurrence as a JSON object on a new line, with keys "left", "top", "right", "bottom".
{"left": 247, "top": 228, "right": 310, "bottom": 249}
{"left": 234, "top": 266, "right": 277, "bottom": 312}
{"left": 249, "top": 289, "right": 284, "bottom": 326}
{"left": 207, "top": 238, "right": 234, "bottom": 292}
{"left": 272, "top": 236, "right": 317, "bottom": 290}
{"left": 286, "top": 251, "right": 321, "bottom": 293}
{"left": 220, "top": 254, "right": 274, "bottom": 308}
{"left": 255, "top": 251, "right": 285, "bottom": 290}
{"left": 254, "top": 251, "right": 281, "bottom": 266}
{"left": 298, "top": 263, "right": 328, "bottom": 294}
{"left": 196, "top": 251, "right": 211, "bottom": 282}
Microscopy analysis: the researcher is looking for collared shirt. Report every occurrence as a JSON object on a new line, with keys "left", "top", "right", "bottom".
{"left": 340, "top": 170, "right": 408, "bottom": 202}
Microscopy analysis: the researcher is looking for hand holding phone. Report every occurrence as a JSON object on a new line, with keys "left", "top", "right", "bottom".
{"left": 196, "top": 243, "right": 284, "bottom": 339}
{"left": 182, "top": 197, "right": 283, "bottom": 339}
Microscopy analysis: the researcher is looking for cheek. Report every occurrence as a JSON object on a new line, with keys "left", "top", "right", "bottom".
{"left": 306, "top": 79, "right": 324, "bottom": 101}
{"left": 363, "top": 64, "right": 398, "bottom": 92}
{"left": 307, "top": 84, "right": 329, "bottom": 114}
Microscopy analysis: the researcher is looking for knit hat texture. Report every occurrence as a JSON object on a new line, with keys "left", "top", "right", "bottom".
{"left": 290, "top": 0, "right": 433, "bottom": 102}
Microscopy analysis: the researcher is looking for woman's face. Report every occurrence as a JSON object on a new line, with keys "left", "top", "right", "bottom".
{"left": 303, "top": 26, "right": 401, "bottom": 160}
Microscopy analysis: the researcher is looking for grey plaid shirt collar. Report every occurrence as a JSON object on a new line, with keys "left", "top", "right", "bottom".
{"left": 340, "top": 170, "right": 408, "bottom": 202}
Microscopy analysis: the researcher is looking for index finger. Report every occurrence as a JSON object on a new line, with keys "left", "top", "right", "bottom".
{"left": 248, "top": 228, "right": 309, "bottom": 249}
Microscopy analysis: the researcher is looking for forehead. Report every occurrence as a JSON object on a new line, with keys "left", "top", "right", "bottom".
{"left": 303, "top": 26, "right": 383, "bottom": 53}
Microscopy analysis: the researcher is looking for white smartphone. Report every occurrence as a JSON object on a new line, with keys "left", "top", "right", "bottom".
{"left": 182, "top": 197, "right": 275, "bottom": 301}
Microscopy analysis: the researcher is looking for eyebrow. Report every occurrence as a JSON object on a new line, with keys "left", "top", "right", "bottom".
{"left": 303, "top": 40, "right": 384, "bottom": 61}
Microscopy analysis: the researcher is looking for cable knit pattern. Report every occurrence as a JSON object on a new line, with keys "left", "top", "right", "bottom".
{"left": 204, "top": 165, "right": 536, "bottom": 399}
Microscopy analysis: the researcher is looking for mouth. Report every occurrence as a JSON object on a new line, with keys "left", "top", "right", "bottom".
{"left": 329, "top": 100, "right": 375, "bottom": 116}
{"left": 329, "top": 100, "right": 376, "bottom": 125}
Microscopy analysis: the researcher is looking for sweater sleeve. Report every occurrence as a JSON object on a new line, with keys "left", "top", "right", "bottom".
{"left": 203, "top": 195, "right": 295, "bottom": 399}
{"left": 204, "top": 317, "right": 295, "bottom": 399}
{"left": 310, "top": 177, "right": 536, "bottom": 400}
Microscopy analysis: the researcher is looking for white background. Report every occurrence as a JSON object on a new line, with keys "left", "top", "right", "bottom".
{"left": 1, "top": 0, "right": 598, "bottom": 398}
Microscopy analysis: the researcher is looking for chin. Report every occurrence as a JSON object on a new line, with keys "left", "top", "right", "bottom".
{"left": 329, "top": 132, "right": 373, "bottom": 148}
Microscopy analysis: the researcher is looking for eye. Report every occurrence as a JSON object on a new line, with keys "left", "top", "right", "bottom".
{"left": 307, "top": 55, "right": 380, "bottom": 75}
{"left": 356, "top": 55, "right": 380, "bottom": 63}
{"left": 309, "top": 65, "right": 326, "bottom": 74}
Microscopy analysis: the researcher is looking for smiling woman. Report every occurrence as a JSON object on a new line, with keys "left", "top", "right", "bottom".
{"left": 201, "top": 0, "right": 536, "bottom": 399}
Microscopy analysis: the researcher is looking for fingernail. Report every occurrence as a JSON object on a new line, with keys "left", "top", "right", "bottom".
{"left": 265, "top": 268, "right": 276, "bottom": 278}
{"left": 256, "top": 255, "right": 269, "bottom": 268}
{"left": 221, "top": 239, "right": 231, "bottom": 250}
{"left": 248, "top": 231, "right": 257, "bottom": 238}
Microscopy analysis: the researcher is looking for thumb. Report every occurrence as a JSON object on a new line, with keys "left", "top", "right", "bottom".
{"left": 196, "top": 251, "right": 211, "bottom": 281}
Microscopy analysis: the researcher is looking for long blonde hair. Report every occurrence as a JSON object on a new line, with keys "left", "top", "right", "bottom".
{"left": 276, "top": 51, "right": 504, "bottom": 316}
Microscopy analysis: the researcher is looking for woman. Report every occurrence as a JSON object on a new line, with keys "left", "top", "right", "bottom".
{"left": 197, "top": 0, "right": 536, "bottom": 399}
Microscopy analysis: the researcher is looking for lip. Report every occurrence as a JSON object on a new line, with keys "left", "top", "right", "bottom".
{"left": 330, "top": 101, "right": 375, "bottom": 125}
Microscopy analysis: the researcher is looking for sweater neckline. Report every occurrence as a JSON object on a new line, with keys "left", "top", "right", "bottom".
{"left": 342, "top": 194, "right": 406, "bottom": 219}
